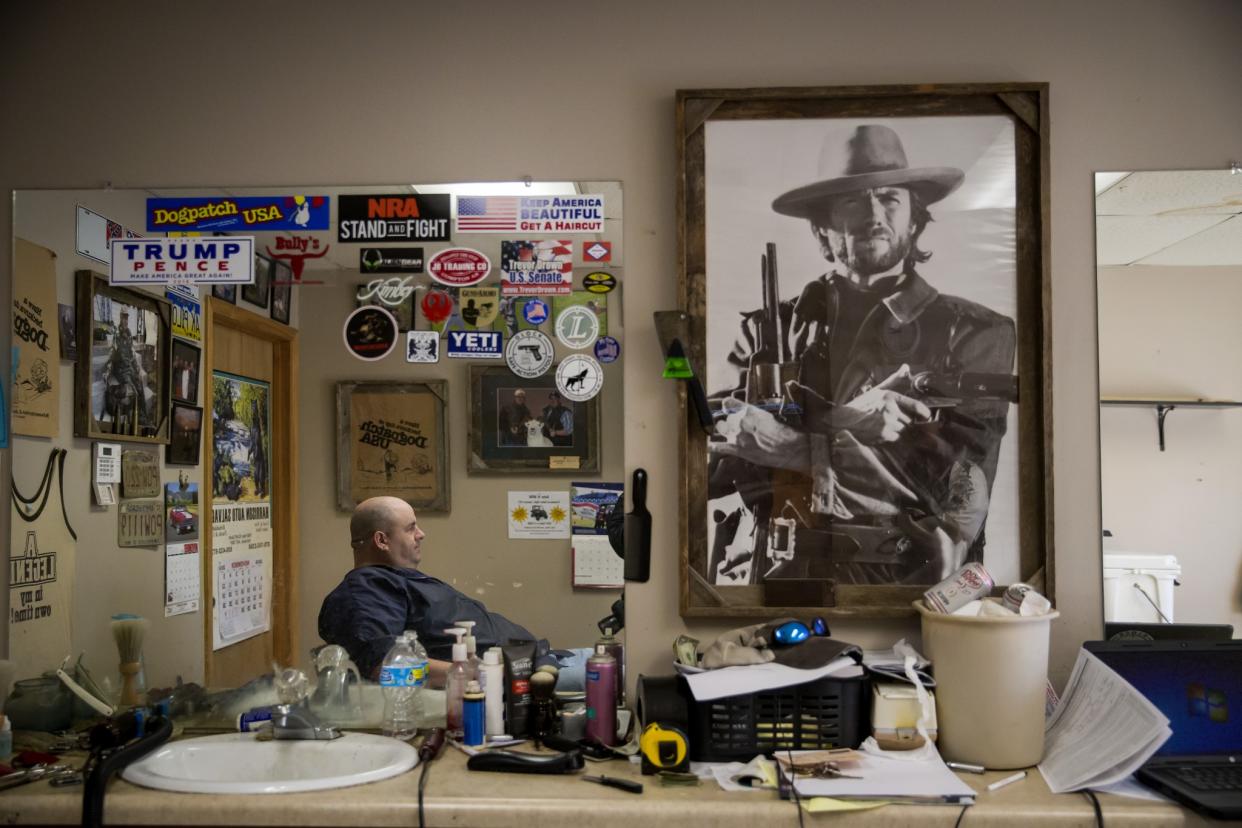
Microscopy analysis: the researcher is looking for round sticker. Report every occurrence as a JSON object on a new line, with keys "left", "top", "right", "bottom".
{"left": 556, "top": 354, "right": 604, "bottom": 402}
{"left": 555, "top": 305, "right": 600, "bottom": 350}
{"left": 343, "top": 305, "right": 398, "bottom": 361}
{"left": 593, "top": 335, "right": 621, "bottom": 363}
{"left": 583, "top": 271, "right": 617, "bottom": 294}
{"left": 522, "top": 297, "right": 550, "bottom": 326}
{"left": 428, "top": 247, "right": 491, "bottom": 287}
{"left": 505, "top": 329, "right": 554, "bottom": 378}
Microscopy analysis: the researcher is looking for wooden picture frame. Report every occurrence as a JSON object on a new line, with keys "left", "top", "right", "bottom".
{"left": 74, "top": 270, "right": 172, "bottom": 444}
{"left": 468, "top": 365, "right": 601, "bottom": 474}
{"left": 676, "top": 83, "right": 1052, "bottom": 618}
{"left": 170, "top": 339, "right": 201, "bottom": 405}
{"left": 166, "top": 402, "right": 203, "bottom": 465}
{"left": 271, "top": 278, "right": 291, "bottom": 325}
{"left": 242, "top": 254, "right": 272, "bottom": 309}
{"left": 212, "top": 283, "right": 237, "bottom": 304}
{"left": 336, "top": 380, "right": 450, "bottom": 512}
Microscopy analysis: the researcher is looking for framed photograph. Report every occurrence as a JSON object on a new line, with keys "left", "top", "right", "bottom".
{"left": 336, "top": 380, "right": 450, "bottom": 512}
{"left": 170, "top": 339, "right": 201, "bottom": 405}
{"left": 271, "top": 279, "right": 291, "bottom": 325}
{"left": 166, "top": 402, "right": 203, "bottom": 465}
{"left": 677, "top": 84, "right": 1051, "bottom": 618}
{"left": 212, "top": 283, "right": 237, "bottom": 304}
{"left": 242, "top": 254, "right": 272, "bottom": 309}
{"left": 74, "top": 270, "right": 172, "bottom": 444}
{"left": 468, "top": 365, "right": 601, "bottom": 474}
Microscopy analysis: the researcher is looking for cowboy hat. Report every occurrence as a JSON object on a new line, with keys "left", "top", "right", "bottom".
{"left": 771, "top": 125, "right": 964, "bottom": 219}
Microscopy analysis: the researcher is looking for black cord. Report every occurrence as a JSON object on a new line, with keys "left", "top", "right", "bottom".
{"left": 1083, "top": 789, "right": 1104, "bottom": 827}
{"left": 418, "top": 760, "right": 432, "bottom": 828}
{"left": 954, "top": 803, "right": 970, "bottom": 827}
{"left": 786, "top": 749, "right": 805, "bottom": 828}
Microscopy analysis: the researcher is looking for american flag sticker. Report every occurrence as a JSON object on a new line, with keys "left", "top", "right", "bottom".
{"left": 456, "top": 196, "right": 520, "bottom": 232}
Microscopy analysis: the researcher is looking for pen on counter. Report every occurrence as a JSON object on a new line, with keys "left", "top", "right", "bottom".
{"left": 582, "top": 775, "right": 644, "bottom": 794}
{"left": 987, "top": 771, "right": 1027, "bottom": 792}
{"left": 947, "top": 761, "right": 986, "bottom": 774}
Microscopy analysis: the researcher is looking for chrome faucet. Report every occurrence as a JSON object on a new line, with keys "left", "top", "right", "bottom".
{"left": 260, "top": 667, "right": 344, "bottom": 741}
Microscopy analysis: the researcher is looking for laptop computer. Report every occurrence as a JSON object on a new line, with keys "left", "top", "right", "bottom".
{"left": 1086, "top": 640, "right": 1242, "bottom": 820}
{"left": 1104, "top": 622, "right": 1234, "bottom": 642}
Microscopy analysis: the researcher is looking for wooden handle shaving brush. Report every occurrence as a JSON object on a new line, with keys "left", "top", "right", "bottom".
{"left": 111, "top": 615, "right": 149, "bottom": 707}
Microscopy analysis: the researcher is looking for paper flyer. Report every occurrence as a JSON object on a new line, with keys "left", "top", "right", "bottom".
{"left": 508, "top": 491, "right": 571, "bottom": 539}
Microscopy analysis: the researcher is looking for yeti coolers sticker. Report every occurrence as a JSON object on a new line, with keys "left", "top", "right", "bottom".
{"left": 556, "top": 354, "right": 603, "bottom": 402}
{"left": 429, "top": 248, "right": 491, "bottom": 287}
{"left": 447, "top": 330, "right": 503, "bottom": 359}
{"left": 343, "top": 305, "right": 398, "bottom": 361}
{"left": 506, "top": 330, "right": 554, "bottom": 379}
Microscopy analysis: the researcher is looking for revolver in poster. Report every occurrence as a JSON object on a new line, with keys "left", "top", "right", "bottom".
{"left": 876, "top": 366, "right": 1020, "bottom": 411}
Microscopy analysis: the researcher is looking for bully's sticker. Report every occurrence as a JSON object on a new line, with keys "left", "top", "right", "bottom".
{"left": 429, "top": 248, "right": 491, "bottom": 287}
{"left": 555, "top": 305, "right": 600, "bottom": 350}
{"left": 593, "top": 335, "right": 620, "bottom": 363}
{"left": 446, "top": 330, "right": 503, "bottom": 359}
{"left": 361, "top": 247, "right": 424, "bottom": 273}
{"left": 583, "top": 241, "right": 612, "bottom": 262}
{"left": 343, "top": 305, "right": 399, "bottom": 361}
{"left": 506, "top": 329, "right": 554, "bottom": 379}
{"left": 583, "top": 271, "right": 617, "bottom": 294}
{"left": 267, "top": 236, "right": 329, "bottom": 285}
{"left": 499, "top": 239, "right": 573, "bottom": 295}
{"left": 406, "top": 331, "right": 440, "bottom": 364}
{"left": 556, "top": 354, "right": 604, "bottom": 402}
{"left": 521, "top": 297, "right": 550, "bottom": 327}
{"left": 459, "top": 287, "right": 500, "bottom": 329}
{"left": 338, "top": 194, "right": 451, "bottom": 242}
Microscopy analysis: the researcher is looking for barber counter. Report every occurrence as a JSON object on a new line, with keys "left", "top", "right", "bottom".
{"left": 0, "top": 747, "right": 1215, "bottom": 827}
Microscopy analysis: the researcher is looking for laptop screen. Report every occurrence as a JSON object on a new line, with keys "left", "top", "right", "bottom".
{"left": 1090, "top": 645, "right": 1242, "bottom": 756}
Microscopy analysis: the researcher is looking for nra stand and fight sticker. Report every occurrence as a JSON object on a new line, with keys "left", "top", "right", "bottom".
{"left": 429, "top": 248, "right": 491, "bottom": 287}
{"left": 556, "top": 354, "right": 604, "bottom": 402}
{"left": 555, "top": 305, "right": 599, "bottom": 350}
{"left": 343, "top": 305, "right": 399, "bottom": 361}
{"left": 338, "top": 194, "right": 451, "bottom": 242}
{"left": 583, "top": 271, "right": 617, "bottom": 294}
{"left": 505, "top": 330, "right": 554, "bottom": 379}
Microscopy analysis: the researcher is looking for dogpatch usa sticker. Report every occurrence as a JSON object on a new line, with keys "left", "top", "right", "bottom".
{"left": 556, "top": 354, "right": 603, "bottom": 402}
{"left": 429, "top": 248, "right": 491, "bottom": 287}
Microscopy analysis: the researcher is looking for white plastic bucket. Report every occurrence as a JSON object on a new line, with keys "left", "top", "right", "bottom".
{"left": 914, "top": 600, "right": 1059, "bottom": 769}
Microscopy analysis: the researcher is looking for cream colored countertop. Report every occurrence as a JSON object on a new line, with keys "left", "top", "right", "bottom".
{"left": 0, "top": 748, "right": 1214, "bottom": 827}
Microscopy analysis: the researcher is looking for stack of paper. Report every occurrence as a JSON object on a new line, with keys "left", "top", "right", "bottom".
{"left": 1038, "top": 649, "right": 1172, "bottom": 793}
{"left": 682, "top": 657, "right": 862, "bottom": 701}
{"left": 788, "top": 744, "right": 976, "bottom": 803}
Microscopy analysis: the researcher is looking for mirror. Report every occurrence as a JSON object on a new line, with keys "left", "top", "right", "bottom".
{"left": 9, "top": 183, "right": 625, "bottom": 704}
{"left": 1095, "top": 170, "right": 1242, "bottom": 633}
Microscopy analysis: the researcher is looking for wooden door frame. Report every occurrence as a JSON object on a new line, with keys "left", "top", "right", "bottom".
{"left": 201, "top": 297, "right": 299, "bottom": 684}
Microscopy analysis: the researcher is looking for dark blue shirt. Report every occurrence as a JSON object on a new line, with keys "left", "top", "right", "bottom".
{"left": 318, "top": 565, "right": 537, "bottom": 676}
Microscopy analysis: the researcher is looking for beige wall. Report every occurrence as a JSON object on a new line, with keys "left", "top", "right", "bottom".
{"left": 4, "top": 0, "right": 1242, "bottom": 692}
{"left": 1098, "top": 265, "right": 1242, "bottom": 631}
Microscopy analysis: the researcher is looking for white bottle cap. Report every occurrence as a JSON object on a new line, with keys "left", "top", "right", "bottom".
{"left": 466, "top": 680, "right": 482, "bottom": 694}
{"left": 483, "top": 647, "right": 502, "bottom": 666}
{"left": 453, "top": 642, "right": 467, "bottom": 662}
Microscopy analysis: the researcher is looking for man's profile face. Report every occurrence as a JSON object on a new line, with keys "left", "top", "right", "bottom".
{"left": 382, "top": 501, "right": 425, "bottom": 569}
{"left": 816, "top": 186, "right": 915, "bottom": 277}
{"left": 513, "top": 390, "right": 526, "bottom": 405}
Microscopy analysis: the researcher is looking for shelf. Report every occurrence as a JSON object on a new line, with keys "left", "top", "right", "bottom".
{"left": 1099, "top": 398, "right": 1242, "bottom": 450}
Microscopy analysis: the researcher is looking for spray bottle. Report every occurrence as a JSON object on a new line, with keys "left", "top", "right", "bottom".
{"left": 454, "top": 619, "right": 482, "bottom": 682}
{"left": 444, "top": 627, "right": 469, "bottom": 739}
{"left": 585, "top": 644, "right": 617, "bottom": 746}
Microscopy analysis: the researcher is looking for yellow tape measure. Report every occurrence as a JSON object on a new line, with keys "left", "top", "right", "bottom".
{"left": 640, "top": 723, "right": 688, "bottom": 769}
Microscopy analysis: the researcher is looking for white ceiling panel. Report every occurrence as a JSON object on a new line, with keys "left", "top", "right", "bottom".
{"left": 1138, "top": 216, "right": 1242, "bottom": 266}
{"left": 1095, "top": 215, "right": 1224, "bottom": 266}
{"left": 1097, "top": 170, "right": 1242, "bottom": 217}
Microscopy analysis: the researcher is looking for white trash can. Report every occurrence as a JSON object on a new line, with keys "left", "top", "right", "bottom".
{"left": 914, "top": 600, "right": 1059, "bottom": 769}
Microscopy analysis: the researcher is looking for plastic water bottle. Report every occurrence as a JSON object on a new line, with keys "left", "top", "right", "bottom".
{"left": 380, "top": 632, "right": 423, "bottom": 740}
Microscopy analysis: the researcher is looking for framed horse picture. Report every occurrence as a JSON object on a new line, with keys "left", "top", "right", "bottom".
{"left": 74, "top": 270, "right": 172, "bottom": 444}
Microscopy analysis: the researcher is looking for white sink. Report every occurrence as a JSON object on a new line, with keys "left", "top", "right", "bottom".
{"left": 121, "top": 732, "right": 419, "bottom": 794}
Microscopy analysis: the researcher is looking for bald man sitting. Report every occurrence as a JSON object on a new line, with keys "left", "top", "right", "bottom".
{"left": 319, "top": 496, "right": 540, "bottom": 686}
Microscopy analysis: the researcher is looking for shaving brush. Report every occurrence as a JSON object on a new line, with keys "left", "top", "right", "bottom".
{"left": 111, "top": 615, "right": 149, "bottom": 707}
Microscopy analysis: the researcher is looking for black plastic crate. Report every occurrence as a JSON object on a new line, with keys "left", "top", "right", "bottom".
{"left": 680, "top": 672, "right": 870, "bottom": 762}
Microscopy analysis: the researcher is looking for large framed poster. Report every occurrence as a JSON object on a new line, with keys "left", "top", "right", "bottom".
{"left": 336, "top": 380, "right": 450, "bottom": 512}
{"left": 677, "top": 83, "right": 1052, "bottom": 618}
